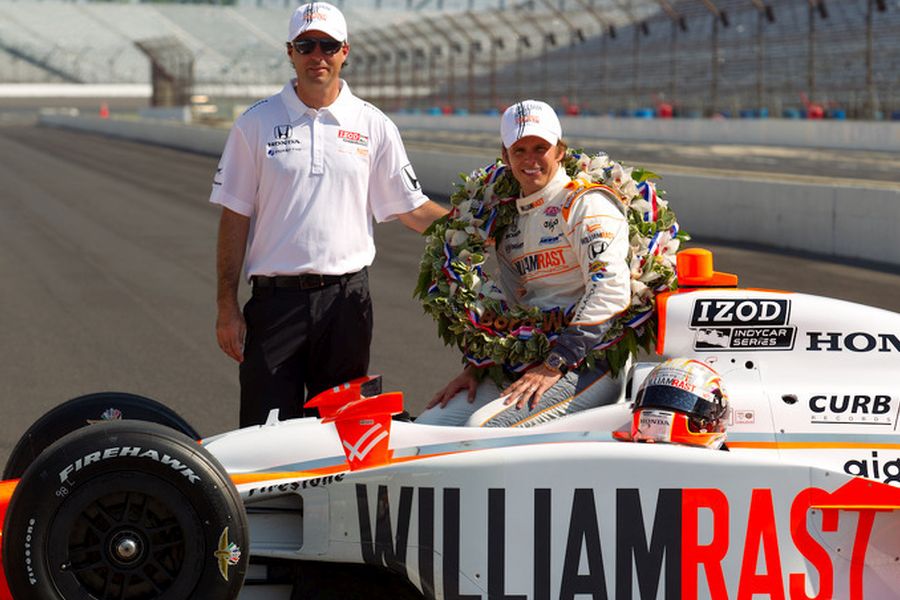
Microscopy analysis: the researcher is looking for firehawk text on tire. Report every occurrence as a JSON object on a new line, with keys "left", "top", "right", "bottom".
{"left": 1, "top": 421, "right": 247, "bottom": 600}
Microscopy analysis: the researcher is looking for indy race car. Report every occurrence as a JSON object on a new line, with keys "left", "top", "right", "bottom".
{"left": 0, "top": 249, "right": 898, "bottom": 600}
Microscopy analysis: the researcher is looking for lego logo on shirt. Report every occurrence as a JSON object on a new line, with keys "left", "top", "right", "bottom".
{"left": 338, "top": 130, "right": 369, "bottom": 147}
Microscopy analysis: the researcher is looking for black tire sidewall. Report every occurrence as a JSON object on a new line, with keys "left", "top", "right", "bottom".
{"left": 3, "top": 392, "right": 200, "bottom": 480}
{"left": 3, "top": 421, "right": 247, "bottom": 600}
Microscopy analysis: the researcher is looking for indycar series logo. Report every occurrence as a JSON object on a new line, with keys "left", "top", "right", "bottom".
{"left": 690, "top": 298, "right": 796, "bottom": 351}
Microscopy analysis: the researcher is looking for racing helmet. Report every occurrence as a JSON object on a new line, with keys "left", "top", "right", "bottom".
{"left": 631, "top": 359, "right": 728, "bottom": 449}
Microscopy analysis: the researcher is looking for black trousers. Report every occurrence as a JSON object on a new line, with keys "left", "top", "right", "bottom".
{"left": 239, "top": 269, "right": 372, "bottom": 427}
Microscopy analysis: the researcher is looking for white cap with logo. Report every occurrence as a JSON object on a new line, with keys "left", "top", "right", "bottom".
{"left": 500, "top": 100, "right": 562, "bottom": 149}
{"left": 288, "top": 2, "right": 348, "bottom": 43}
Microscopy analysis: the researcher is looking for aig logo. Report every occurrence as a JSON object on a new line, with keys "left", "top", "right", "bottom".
{"left": 691, "top": 299, "right": 790, "bottom": 327}
{"left": 274, "top": 124, "right": 293, "bottom": 139}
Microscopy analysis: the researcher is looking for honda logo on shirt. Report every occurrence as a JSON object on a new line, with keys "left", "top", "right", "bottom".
{"left": 274, "top": 124, "right": 293, "bottom": 139}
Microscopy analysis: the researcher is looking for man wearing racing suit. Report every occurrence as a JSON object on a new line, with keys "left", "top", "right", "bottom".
{"left": 419, "top": 100, "right": 630, "bottom": 427}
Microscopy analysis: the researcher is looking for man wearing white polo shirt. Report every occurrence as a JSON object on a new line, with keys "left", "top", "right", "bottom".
{"left": 211, "top": 2, "right": 446, "bottom": 427}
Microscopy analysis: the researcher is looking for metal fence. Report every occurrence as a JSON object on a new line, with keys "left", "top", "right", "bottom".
{"left": 344, "top": 0, "right": 900, "bottom": 119}
{"left": 1, "top": 0, "right": 897, "bottom": 119}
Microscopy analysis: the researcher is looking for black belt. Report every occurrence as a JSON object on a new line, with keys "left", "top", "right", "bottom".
{"left": 251, "top": 271, "right": 360, "bottom": 291}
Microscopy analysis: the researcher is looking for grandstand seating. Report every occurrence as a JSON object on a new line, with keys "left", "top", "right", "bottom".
{"left": 0, "top": 0, "right": 895, "bottom": 119}
{"left": 0, "top": 1, "right": 433, "bottom": 85}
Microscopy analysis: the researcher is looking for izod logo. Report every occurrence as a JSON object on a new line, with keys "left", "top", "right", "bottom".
{"left": 691, "top": 299, "right": 790, "bottom": 327}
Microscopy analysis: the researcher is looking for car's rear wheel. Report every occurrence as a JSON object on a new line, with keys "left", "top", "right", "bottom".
{"left": 3, "top": 391, "right": 200, "bottom": 480}
{"left": 2, "top": 421, "right": 247, "bottom": 600}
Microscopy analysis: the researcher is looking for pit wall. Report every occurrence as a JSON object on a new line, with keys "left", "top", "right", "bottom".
{"left": 39, "top": 113, "right": 900, "bottom": 267}
{"left": 392, "top": 114, "right": 900, "bottom": 153}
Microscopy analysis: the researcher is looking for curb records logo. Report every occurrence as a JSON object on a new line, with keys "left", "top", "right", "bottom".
{"left": 809, "top": 394, "right": 896, "bottom": 426}
{"left": 689, "top": 298, "right": 796, "bottom": 351}
{"left": 400, "top": 163, "right": 421, "bottom": 192}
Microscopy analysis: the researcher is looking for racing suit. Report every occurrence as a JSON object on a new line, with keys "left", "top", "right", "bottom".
{"left": 418, "top": 167, "right": 631, "bottom": 427}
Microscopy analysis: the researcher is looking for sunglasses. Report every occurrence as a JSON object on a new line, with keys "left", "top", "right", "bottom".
{"left": 289, "top": 38, "right": 344, "bottom": 56}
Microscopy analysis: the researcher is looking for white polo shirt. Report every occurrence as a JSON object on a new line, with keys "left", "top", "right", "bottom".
{"left": 210, "top": 80, "right": 427, "bottom": 278}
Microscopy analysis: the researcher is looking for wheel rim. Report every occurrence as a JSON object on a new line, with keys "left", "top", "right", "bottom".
{"left": 48, "top": 474, "right": 203, "bottom": 600}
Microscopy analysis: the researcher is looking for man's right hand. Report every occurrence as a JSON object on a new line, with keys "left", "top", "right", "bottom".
{"left": 427, "top": 366, "right": 479, "bottom": 409}
{"left": 216, "top": 304, "right": 246, "bottom": 362}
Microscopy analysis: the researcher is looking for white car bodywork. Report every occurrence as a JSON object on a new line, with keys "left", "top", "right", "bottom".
{"left": 204, "top": 287, "right": 900, "bottom": 599}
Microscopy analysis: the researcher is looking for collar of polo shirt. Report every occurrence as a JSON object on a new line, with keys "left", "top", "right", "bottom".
{"left": 282, "top": 78, "right": 355, "bottom": 124}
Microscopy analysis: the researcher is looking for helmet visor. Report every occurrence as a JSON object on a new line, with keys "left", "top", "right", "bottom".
{"left": 636, "top": 385, "right": 725, "bottom": 422}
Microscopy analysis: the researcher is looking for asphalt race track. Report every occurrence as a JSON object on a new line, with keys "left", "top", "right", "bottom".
{"left": 2, "top": 123, "right": 900, "bottom": 469}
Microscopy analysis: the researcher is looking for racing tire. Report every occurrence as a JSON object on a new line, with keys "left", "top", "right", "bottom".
{"left": 3, "top": 391, "right": 200, "bottom": 480}
{"left": 2, "top": 420, "right": 248, "bottom": 600}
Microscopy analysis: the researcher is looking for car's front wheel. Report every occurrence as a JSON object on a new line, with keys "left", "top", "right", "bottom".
{"left": 2, "top": 421, "right": 247, "bottom": 600}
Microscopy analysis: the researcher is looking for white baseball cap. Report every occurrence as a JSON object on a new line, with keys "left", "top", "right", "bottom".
{"left": 500, "top": 100, "right": 562, "bottom": 149}
{"left": 288, "top": 2, "right": 348, "bottom": 43}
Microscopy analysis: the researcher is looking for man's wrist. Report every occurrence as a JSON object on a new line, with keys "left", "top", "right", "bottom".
{"left": 543, "top": 351, "right": 568, "bottom": 375}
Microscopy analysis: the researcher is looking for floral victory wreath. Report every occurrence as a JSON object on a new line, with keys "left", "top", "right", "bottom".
{"left": 415, "top": 150, "right": 688, "bottom": 383}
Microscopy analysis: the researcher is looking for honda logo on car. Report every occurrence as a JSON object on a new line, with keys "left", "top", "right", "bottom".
{"left": 806, "top": 331, "right": 900, "bottom": 352}
{"left": 58, "top": 447, "right": 200, "bottom": 484}
{"left": 690, "top": 299, "right": 796, "bottom": 351}
{"left": 356, "top": 484, "right": 877, "bottom": 600}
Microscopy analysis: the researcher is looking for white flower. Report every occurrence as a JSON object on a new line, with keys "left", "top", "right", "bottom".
{"left": 480, "top": 282, "right": 506, "bottom": 301}
{"left": 574, "top": 171, "right": 592, "bottom": 185}
{"left": 631, "top": 281, "right": 651, "bottom": 305}
{"left": 607, "top": 162, "right": 633, "bottom": 187}
{"left": 589, "top": 154, "right": 610, "bottom": 173}
{"left": 631, "top": 198, "right": 651, "bottom": 216}
{"left": 445, "top": 229, "right": 469, "bottom": 247}
{"left": 619, "top": 179, "right": 638, "bottom": 199}
{"left": 661, "top": 236, "right": 680, "bottom": 257}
